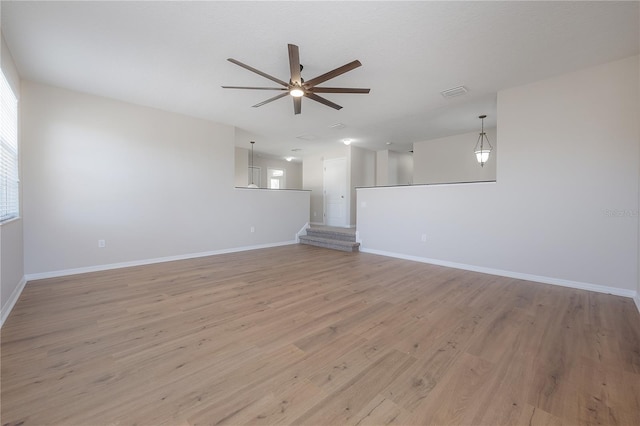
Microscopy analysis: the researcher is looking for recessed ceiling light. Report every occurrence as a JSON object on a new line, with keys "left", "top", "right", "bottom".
{"left": 440, "top": 86, "right": 468, "bottom": 98}
{"left": 285, "top": 156, "right": 293, "bottom": 162}
{"left": 342, "top": 138, "right": 352, "bottom": 145}
{"left": 386, "top": 142, "right": 393, "bottom": 145}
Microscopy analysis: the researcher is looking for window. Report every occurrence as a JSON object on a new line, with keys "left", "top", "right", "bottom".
{"left": 1, "top": 70, "right": 18, "bottom": 223}
{"left": 267, "top": 168, "right": 285, "bottom": 189}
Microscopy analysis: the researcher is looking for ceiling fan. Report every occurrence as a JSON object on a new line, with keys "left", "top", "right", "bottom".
{"left": 222, "top": 44, "right": 370, "bottom": 115}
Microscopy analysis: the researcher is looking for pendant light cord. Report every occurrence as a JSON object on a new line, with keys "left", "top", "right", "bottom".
{"left": 250, "top": 141, "right": 255, "bottom": 185}
{"left": 480, "top": 116, "right": 484, "bottom": 153}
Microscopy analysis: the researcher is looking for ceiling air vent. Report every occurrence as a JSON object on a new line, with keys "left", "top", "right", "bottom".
{"left": 440, "top": 86, "right": 468, "bottom": 98}
{"left": 329, "top": 123, "right": 346, "bottom": 130}
{"left": 296, "top": 134, "right": 317, "bottom": 141}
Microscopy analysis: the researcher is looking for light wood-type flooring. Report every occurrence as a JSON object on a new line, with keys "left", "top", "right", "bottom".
{"left": 2, "top": 245, "right": 640, "bottom": 425}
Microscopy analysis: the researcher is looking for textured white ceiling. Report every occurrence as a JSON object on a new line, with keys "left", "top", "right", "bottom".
{"left": 2, "top": 1, "right": 638, "bottom": 160}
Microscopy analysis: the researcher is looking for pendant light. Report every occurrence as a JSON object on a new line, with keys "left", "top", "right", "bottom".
{"left": 474, "top": 115, "right": 493, "bottom": 167}
{"left": 248, "top": 141, "right": 258, "bottom": 188}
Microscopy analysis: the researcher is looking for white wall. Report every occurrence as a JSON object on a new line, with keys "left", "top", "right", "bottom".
{"left": 413, "top": 128, "right": 497, "bottom": 184}
{"left": 349, "top": 146, "right": 376, "bottom": 225}
{"left": 234, "top": 146, "right": 249, "bottom": 187}
{"left": 253, "top": 155, "right": 302, "bottom": 190}
{"left": 358, "top": 56, "right": 639, "bottom": 296}
{"left": 234, "top": 147, "right": 302, "bottom": 189}
{"left": 376, "top": 149, "right": 413, "bottom": 186}
{"left": 21, "top": 81, "right": 309, "bottom": 275}
{"left": 302, "top": 145, "right": 376, "bottom": 227}
{"left": 302, "top": 145, "right": 348, "bottom": 224}
{"left": 388, "top": 151, "right": 413, "bottom": 186}
{"left": 1, "top": 34, "right": 25, "bottom": 324}
{"left": 376, "top": 150, "right": 389, "bottom": 186}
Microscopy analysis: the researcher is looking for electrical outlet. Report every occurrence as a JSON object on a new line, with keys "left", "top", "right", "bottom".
{"left": 250, "top": 226, "right": 255, "bottom": 233}
{"left": 98, "top": 239, "right": 106, "bottom": 248}
{"left": 421, "top": 234, "right": 427, "bottom": 243}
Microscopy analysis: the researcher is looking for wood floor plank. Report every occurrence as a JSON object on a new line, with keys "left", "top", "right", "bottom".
{"left": 291, "top": 349, "right": 416, "bottom": 425}
{"left": 347, "top": 394, "right": 410, "bottom": 426}
{"left": 402, "top": 351, "right": 495, "bottom": 425}
{"left": 2, "top": 244, "right": 639, "bottom": 425}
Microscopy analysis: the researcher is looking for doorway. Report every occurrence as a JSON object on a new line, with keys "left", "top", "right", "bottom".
{"left": 323, "top": 157, "right": 348, "bottom": 227}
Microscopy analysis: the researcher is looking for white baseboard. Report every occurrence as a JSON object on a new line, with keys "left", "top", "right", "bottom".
{"left": 1, "top": 275, "right": 27, "bottom": 327}
{"left": 24, "top": 240, "right": 297, "bottom": 282}
{"left": 10, "top": 241, "right": 640, "bottom": 325}
{"left": 360, "top": 247, "right": 638, "bottom": 300}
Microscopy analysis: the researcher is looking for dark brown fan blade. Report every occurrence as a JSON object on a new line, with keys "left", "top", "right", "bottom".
{"left": 293, "top": 97, "right": 302, "bottom": 115}
{"left": 227, "top": 58, "right": 289, "bottom": 87}
{"left": 222, "top": 86, "right": 287, "bottom": 91}
{"left": 288, "top": 44, "right": 301, "bottom": 85}
{"left": 305, "top": 93, "right": 343, "bottom": 110}
{"left": 304, "top": 60, "right": 362, "bottom": 87}
{"left": 252, "top": 92, "right": 289, "bottom": 108}
{"left": 308, "top": 87, "right": 370, "bottom": 94}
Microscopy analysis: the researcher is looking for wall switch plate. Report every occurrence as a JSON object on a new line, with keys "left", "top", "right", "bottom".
{"left": 421, "top": 234, "right": 427, "bottom": 242}
{"left": 250, "top": 226, "right": 255, "bottom": 233}
{"left": 98, "top": 239, "right": 106, "bottom": 248}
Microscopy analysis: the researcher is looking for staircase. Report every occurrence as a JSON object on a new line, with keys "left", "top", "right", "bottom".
{"left": 299, "top": 226, "right": 360, "bottom": 253}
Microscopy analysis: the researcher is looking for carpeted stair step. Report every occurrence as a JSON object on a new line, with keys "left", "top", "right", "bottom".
{"left": 299, "top": 234, "right": 360, "bottom": 252}
{"left": 305, "top": 228, "right": 357, "bottom": 242}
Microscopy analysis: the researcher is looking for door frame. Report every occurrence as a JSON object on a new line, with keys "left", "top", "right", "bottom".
{"left": 323, "top": 157, "right": 349, "bottom": 227}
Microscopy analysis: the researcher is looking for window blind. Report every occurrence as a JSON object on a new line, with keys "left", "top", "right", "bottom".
{"left": 1, "top": 70, "right": 18, "bottom": 223}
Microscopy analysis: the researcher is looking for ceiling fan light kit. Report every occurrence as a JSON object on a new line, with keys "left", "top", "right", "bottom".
{"left": 222, "top": 44, "right": 370, "bottom": 115}
{"left": 289, "top": 86, "right": 304, "bottom": 98}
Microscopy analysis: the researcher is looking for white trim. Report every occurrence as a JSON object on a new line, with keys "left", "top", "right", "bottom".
{"left": 360, "top": 247, "right": 637, "bottom": 299}
{"left": 24, "top": 240, "right": 297, "bottom": 282}
{"left": 0, "top": 216, "right": 21, "bottom": 226}
{"left": 1, "top": 275, "right": 27, "bottom": 327}
{"left": 310, "top": 221, "right": 324, "bottom": 226}
{"left": 6, "top": 243, "right": 639, "bottom": 325}
{"left": 295, "top": 222, "right": 309, "bottom": 243}
{"left": 356, "top": 181, "right": 497, "bottom": 191}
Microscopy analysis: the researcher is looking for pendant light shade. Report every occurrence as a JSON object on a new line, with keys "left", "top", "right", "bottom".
{"left": 474, "top": 115, "right": 493, "bottom": 167}
{"left": 248, "top": 141, "right": 258, "bottom": 188}
{"left": 475, "top": 150, "right": 490, "bottom": 164}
